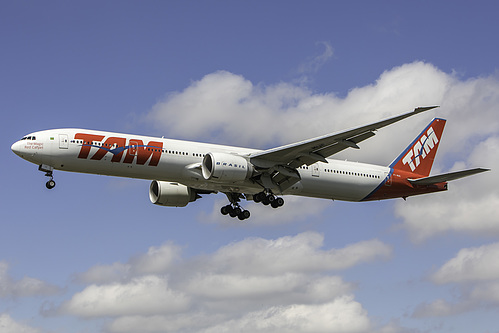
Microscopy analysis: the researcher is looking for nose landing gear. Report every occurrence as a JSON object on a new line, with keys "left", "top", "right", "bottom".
{"left": 39, "top": 164, "right": 55, "bottom": 189}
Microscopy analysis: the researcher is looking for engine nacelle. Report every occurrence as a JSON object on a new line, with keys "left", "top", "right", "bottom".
{"left": 202, "top": 152, "right": 253, "bottom": 182}
{"left": 149, "top": 181, "right": 197, "bottom": 207}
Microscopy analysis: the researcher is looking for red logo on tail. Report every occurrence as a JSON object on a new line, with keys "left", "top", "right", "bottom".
{"left": 391, "top": 118, "right": 446, "bottom": 176}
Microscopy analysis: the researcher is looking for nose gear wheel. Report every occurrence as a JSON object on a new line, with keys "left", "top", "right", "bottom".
{"left": 46, "top": 178, "right": 56, "bottom": 189}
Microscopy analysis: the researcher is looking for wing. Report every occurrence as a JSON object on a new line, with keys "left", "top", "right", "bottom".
{"left": 246, "top": 106, "right": 439, "bottom": 193}
{"left": 249, "top": 106, "right": 439, "bottom": 168}
{"left": 408, "top": 168, "right": 490, "bottom": 186}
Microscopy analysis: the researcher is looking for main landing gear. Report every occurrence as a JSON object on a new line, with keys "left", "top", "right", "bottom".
{"left": 221, "top": 204, "right": 251, "bottom": 220}
{"left": 253, "top": 191, "right": 284, "bottom": 208}
{"left": 221, "top": 192, "right": 250, "bottom": 220}
{"left": 220, "top": 191, "right": 284, "bottom": 221}
{"left": 38, "top": 164, "right": 56, "bottom": 189}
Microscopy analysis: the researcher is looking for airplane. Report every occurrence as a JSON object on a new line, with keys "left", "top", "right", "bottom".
{"left": 11, "top": 106, "right": 489, "bottom": 220}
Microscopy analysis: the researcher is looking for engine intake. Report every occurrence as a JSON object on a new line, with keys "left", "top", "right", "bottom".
{"left": 149, "top": 181, "right": 198, "bottom": 207}
{"left": 202, "top": 152, "right": 253, "bottom": 182}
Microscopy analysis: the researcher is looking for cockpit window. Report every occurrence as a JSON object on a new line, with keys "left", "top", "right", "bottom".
{"left": 20, "top": 136, "right": 36, "bottom": 140}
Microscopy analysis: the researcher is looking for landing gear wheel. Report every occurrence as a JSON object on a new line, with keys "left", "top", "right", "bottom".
{"left": 273, "top": 197, "right": 284, "bottom": 208}
{"left": 238, "top": 210, "right": 250, "bottom": 220}
{"left": 253, "top": 192, "right": 266, "bottom": 203}
{"left": 229, "top": 207, "right": 239, "bottom": 218}
{"left": 46, "top": 179, "right": 56, "bottom": 189}
{"left": 232, "top": 207, "right": 242, "bottom": 216}
{"left": 262, "top": 194, "right": 275, "bottom": 206}
{"left": 221, "top": 205, "right": 232, "bottom": 215}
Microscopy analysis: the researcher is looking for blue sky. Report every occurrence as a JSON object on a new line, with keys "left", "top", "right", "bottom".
{"left": 2, "top": 1, "right": 499, "bottom": 332}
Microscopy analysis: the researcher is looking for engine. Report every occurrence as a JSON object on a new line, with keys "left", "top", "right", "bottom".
{"left": 149, "top": 181, "right": 198, "bottom": 207}
{"left": 201, "top": 152, "right": 253, "bottom": 182}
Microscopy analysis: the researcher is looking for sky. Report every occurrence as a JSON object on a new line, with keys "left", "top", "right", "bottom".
{"left": 1, "top": 1, "right": 499, "bottom": 332}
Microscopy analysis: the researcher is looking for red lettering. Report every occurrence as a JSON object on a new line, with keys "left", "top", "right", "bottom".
{"left": 91, "top": 137, "right": 126, "bottom": 162}
{"left": 75, "top": 133, "right": 162, "bottom": 166}
{"left": 75, "top": 133, "right": 105, "bottom": 159}
{"left": 123, "top": 140, "right": 163, "bottom": 166}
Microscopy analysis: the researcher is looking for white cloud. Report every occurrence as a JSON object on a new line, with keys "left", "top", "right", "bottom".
{"left": 374, "top": 320, "right": 421, "bottom": 333}
{"left": 129, "top": 241, "right": 181, "bottom": 275}
{"left": 0, "top": 261, "right": 59, "bottom": 298}
{"left": 75, "top": 242, "right": 181, "bottom": 284}
{"left": 185, "top": 274, "right": 353, "bottom": 307}
{"left": 412, "top": 299, "right": 470, "bottom": 318}
{"left": 414, "top": 242, "right": 499, "bottom": 318}
{"left": 75, "top": 262, "right": 130, "bottom": 285}
{"left": 201, "top": 232, "right": 391, "bottom": 275}
{"left": 0, "top": 314, "right": 40, "bottom": 333}
{"left": 107, "top": 298, "right": 372, "bottom": 333}
{"left": 185, "top": 273, "right": 306, "bottom": 299}
{"left": 432, "top": 242, "right": 499, "bottom": 284}
{"left": 107, "top": 313, "right": 223, "bottom": 333}
{"left": 60, "top": 275, "right": 190, "bottom": 318}
{"left": 437, "top": 76, "right": 499, "bottom": 151}
{"left": 468, "top": 281, "right": 499, "bottom": 303}
{"left": 59, "top": 232, "right": 390, "bottom": 331}
{"left": 201, "top": 296, "right": 371, "bottom": 333}
{"left": 107, "top": 299, "right": 371, "bottom": 333}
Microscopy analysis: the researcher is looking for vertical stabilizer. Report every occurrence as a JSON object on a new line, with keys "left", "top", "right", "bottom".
{"left": 389, "top": 118, "right": 446, "bottom": 177}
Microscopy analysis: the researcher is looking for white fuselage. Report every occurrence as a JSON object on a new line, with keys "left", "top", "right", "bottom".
{"left": 11, "top": 129, "right": 390, "bottom": 202}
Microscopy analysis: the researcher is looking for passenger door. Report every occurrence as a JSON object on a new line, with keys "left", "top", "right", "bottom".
{"left": 59, "top": 134, "right": 69, "bottom": 149}
{"left": 312, "top": 164, "right": 320, "bottom": 177}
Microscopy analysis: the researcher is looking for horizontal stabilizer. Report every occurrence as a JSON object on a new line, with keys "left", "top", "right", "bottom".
{"left": 408, "top": 168, "right": 490, "bottom": 186}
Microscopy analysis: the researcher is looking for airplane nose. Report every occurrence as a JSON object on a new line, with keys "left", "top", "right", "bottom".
{"left": 11, "top": 141, "right": 22, "bottom": 156}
